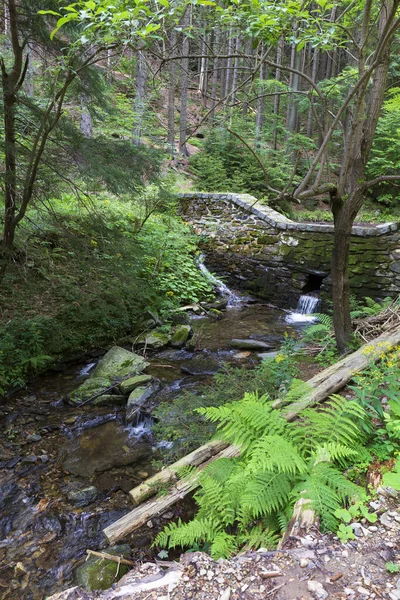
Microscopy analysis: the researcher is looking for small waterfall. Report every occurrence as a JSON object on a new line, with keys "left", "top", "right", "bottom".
{"left": 296, "top": 295, "right": 321, "bottom": 315}
{"left": 286, "top": 294, "right": 321, "bottom": 324}
{"left": 197, "top": 254, "right": 241, "bottom": 307}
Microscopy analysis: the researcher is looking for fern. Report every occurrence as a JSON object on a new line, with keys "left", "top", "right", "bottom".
{"left": 155, "top": 392, "right": 365, "bottom": 559}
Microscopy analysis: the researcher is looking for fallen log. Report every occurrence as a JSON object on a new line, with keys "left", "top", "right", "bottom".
{"left": 103, "top": 444, "right": 240, "bottom": 545}
{"left": 104, "top": 325, "right": 400, "bottom": 545}
{"left": 278, "top": 324, "right": 400, "bottom": 421}
{"left": 129, "top": 439, "right": 228, "bottom": 505}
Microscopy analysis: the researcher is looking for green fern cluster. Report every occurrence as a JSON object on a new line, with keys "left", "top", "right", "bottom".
{"left": 154, "top": 393, "right": 369, "bottom": 559}
{"left": 350, "top": 296, "right": 394, "bottom": 320}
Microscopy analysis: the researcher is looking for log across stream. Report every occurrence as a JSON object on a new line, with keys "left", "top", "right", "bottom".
{"left": 103, "top": 325, "right": 400, "bottom": 545}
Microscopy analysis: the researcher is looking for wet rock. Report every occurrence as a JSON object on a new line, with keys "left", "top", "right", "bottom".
{"left": 66, "top": 484, "right": 99, "bottom": 507}
{"left": 171, "top": 311, "right": 191, "bottom": 325}
{"left": 136, "top": 330, "right": 170, "bottom": 350}
{"left": 69, "top": 347, "right": 149, "bottom": 403}
{"left": 59, "top": 421, "right": 149, "bottom": 477}
{"left": 119, "top": 374, "right": 153, "bottom": 395}
{"left": 170, "top": 325, "right": 192, "bottom": 348}
{"left": 26, "top": 434, "right": 42, "bottom": 442}
{"left": 92, "top": 394, "right": 126, "bottom": 407}
{"left": 75, "top": 544, "right": 130, "bottom": 591}
{"left": 230, "top": 339, "right": 276, "bottom": 350}
{"left": 126, "top": 385, "right": 155, "bottom": 423}
{"left": 180, "top": 355, "right": 220, "bottom": 375}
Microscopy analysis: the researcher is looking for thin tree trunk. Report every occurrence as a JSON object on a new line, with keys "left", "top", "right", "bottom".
{"left": 209, "top": 28, "right": 220, "bottom": 122}
{"left": 167, "top": 30, "right": 177, "bottom": 155}
{"left": 255, "top": 44, "right": 266, "bottom": 148}
{"left": 273, "top": 36, "right": 283, "bottom": 151}
{"left": 80, "top": 91, "right": 93, "bottom": 138}
{"left": 179, "top": 7, "right": 190, "bottom": 156}
{"left": 132, "top": 47, "right": 147, "bottom": 145}
{"left": 307, "top": 47, "right": 319, "bottom": 138}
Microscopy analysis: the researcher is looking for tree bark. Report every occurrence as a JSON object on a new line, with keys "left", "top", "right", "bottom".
{"left": 167, "top": 30, "right": 177, "bottom": 155}
{"left": 132, "top": 46, "right": 147, "bottom": 145}
{"left": 179, "top": 7, "right": 190, "bottom": 156}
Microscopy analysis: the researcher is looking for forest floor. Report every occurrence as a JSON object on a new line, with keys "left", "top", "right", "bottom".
{"left": 48, "top": 489, "right": 400, "bottom": 600}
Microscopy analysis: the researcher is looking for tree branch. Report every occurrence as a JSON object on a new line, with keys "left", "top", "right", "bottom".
{"left": 364, "top": 175, "right": 400, "bottom": 188}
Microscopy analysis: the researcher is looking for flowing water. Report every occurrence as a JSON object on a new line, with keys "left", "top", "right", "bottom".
{"left": 196, "top": 254, "right": 242, "bottom": 306}
{"left": 285, "top": 294, "right": 321, "bottom": 324}
{"left": 0, "top": 268, "right": 309, "bottom": 600}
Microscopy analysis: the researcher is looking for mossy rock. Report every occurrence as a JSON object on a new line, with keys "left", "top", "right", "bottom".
{"left": 92, "top": 346, "right": 149, "bottom": 380}
{"left": 170, "top": 325, "right": 192, "bottom": 348}
{"left": 119, "top": 374, "right": 153, "bottom": 395}
{"left": 75, "top": 544, "right": 130, "bottom": 591}
{"left": 69, "top": 347, "right": 149, "bottom": 403}
{"left": 136, "top": 330, "right": 170, "bottom": 349}
{"left": 69, "top": 376, "right": 111, "bottom": 404}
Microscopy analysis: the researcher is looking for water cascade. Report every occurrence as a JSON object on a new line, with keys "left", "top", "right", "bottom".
{"left": 285, "top": 294, "right": 321, "bottom": 324}
{"left": 197, "top": 254, "right": 241, "bottom": 307}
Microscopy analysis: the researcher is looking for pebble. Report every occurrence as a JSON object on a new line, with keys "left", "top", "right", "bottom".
{"left": 300, "top": 558, "right": 309, "bottom": 568}
{"left": 26, "top": 434, "right": 42, "bottom": 442}
{"left": 307, "top": 579, "right": 328, "bottom": 599}
{"left": 368, "top": 526, "right": 378, "bottom": 532}
{"left": 357, "top": 586, "right": 370, "bottom": 595}
{"left": 344, "top": 588, "right": 356, "bottom": 596}
{"left": 39, "top": 455, "right": 49, "bottom": 464}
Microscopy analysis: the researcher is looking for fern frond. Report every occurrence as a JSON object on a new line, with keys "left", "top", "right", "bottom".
{"left": 283, "top": 379, "right": 312, "bottom": 406}
{"left": 247, "top": 435, "right": 307, "bottom": 475}
{"left": 154, "top": 517, "right": 216, "bottom": 550}
{"left": 241, "top": 472, "right": 293, "bottom": 519}
{"left": 313, "top": 442, "right": 359, "bottom": 466}
{"left": 210, "top": 531, "right": 238, "bottom": 559}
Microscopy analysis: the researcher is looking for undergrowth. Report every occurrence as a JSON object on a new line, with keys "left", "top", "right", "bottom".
{"left": 0, "top": 191, "right": 213, "bottom": 395}
{"left": 153, "top": 336, "right": 298, "bottom": 463}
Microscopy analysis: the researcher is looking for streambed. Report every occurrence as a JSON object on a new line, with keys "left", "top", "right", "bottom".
{"left": 0, "top": 293, "right": 313, "bottom": 600}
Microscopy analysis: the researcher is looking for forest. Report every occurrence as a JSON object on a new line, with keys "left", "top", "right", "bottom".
{"left": 1, "top": 0, "right": 400, "bottom": 599}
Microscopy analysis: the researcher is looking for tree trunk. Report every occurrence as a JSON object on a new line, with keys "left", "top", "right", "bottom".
{"left": 80, "top": 91, "right": 93, "bottom": 138}
{"left": 330, "top": 195, "right": 353, "bottom": 354}
{"left": 132, "top": 47, "right": 147, "bottom": 145}
{"left": 179, "top": 7, "right": 190, "bottom": 156}
{"left": 273, "top": 36, "right": 283, "bottom": 151}
{"left": 209, "top": 28, "right": 220, "bottom": 122}
{"left": 167, "top": 30, "right": 177, "bottom": 155}
{"left": 255, "top": 44, "right": 266, "bottom": 148}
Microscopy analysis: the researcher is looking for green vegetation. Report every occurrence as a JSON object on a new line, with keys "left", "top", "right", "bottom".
{"left": 154, "top": 308, "right": 400, "bottom": 559}
{"left": 0, "top": 191, "right": 213, "bottom": 394}
{"left": 153, "top": 336, "right": 298, "bottom": 463}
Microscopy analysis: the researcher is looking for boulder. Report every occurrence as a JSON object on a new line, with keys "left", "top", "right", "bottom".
{"left": 75, "top": 545, "right": 130, "bottom": 591}
{"left": 170, "top": 325, "right": 192, "bottom": 348}
{"left": 230, "top": 339, "right": 276, "bottom": 351}
{"left": 119, "top": 374, "right": 153, "bottom": 395}
{"left": 136, "top": 330, "right": 170, "bottom": 350}
{"left": 91, "top": 347, "right": 149, "bottom": 380}
{"left": 126, "top": 385, "right": 155, "bottom": 422}
{"left": 69, "top": 347, "right": 149, "bottom": 404}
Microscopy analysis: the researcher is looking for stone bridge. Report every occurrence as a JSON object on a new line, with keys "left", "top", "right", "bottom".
{"left": 180, "top": 192, "right": 400, "bottom": 307}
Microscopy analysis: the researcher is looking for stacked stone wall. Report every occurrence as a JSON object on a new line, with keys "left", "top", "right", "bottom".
{"left": 180, "top": 192, "right": 400, "bottom": 307}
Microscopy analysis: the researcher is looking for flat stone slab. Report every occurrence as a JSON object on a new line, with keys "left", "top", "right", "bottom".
{"left": 230, "top": 339, "right": 276, "bottom": 350}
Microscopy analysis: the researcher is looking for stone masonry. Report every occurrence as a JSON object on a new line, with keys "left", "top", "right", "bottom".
{"left": 180, "top": 192, "right": 400, "bottom": 308}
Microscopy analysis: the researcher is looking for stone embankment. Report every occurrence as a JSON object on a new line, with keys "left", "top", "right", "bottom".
{"left": 180, "top": 193, "right": 400, "bottom": 307}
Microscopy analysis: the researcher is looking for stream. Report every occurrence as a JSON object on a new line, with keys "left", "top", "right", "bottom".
{"left": 0, "top": 279, "right": 318, "bottom": 600}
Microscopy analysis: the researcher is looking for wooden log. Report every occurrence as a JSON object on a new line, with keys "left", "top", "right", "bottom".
{"left": 129, "top": 439, "right": 228, "bottom": 505}
{"left": 103, "top": 444, "right": 240, "bottom": 545}
{"left": 104, "top": 326, "right": 400, "bottom": 545}
{"left": 279, "top": 324, "right": 400, "bottom": 421}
